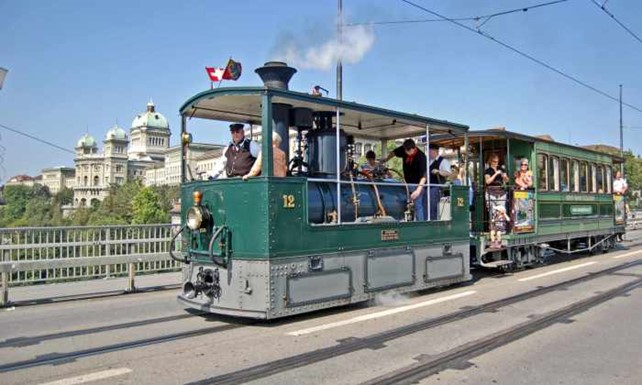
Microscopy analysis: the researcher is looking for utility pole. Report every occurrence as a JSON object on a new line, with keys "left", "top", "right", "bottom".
{"left": 619, "top": 84, "right": 624, "bottom": 174}
{"left": 336, "top": 0, "right": 343, "bottom": 100}
{"left": 0, "top": 67, "right": 8, "bottom": 90}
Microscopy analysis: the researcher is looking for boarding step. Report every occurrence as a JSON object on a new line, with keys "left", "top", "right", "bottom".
{"left": 483, "top": 260, "right": 514, "bottom": 269}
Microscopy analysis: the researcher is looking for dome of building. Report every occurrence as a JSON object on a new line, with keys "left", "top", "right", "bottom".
{"left": 76, "top": 133, "right": 97, "bottom": 148}
{"left": 131, "top": 100, "right": 169, "bottom": 131}
{"left": 105, "top": 125, "right": 127, "bottom": 141}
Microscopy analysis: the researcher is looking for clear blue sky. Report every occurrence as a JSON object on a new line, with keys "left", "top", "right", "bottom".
{"left": 1, "top": 0, "right": 641, "bottom": 182}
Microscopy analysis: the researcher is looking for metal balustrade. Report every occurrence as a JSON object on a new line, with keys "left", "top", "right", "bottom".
{"left": 0, "top": 224, "right": 181, "bottom": 306}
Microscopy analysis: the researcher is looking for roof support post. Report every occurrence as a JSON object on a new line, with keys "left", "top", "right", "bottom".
{"left": 261, "top": 92, "right": 274, "bottom": 177}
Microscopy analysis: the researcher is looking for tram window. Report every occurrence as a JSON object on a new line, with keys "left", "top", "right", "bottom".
{"left": 571, "top": 160, "right": 579, "bottom": 192}
{"left": 596, "top": 165, "right": 604, "bottom": 193}
{"left": 560, "top": 158, "right": 570, "bottom": 192}
{"left": 549, "top": 156, "right": 560, "bottom": 191}
{"left": 606, "top": 166, "right": 612, "bottom": 193}
{"left": 590, "top": 163, "right": 597, "bottom": 193}
{"left": 538, "top": 153, "right": 548, "bottom": 191}
{"left": 580, "top": 161, "right": 588, "bottom": 192}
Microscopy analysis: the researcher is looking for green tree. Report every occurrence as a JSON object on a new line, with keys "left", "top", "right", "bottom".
{"left": 53, "top": 187, "right": 74, "bottom": 206}
{"left": 0, "top": 184, "right": 52, "bottom": 227}
{"left": 131, "top": 187, "right": 168, "bottom": 224}
{"left": 23, "top": 195, "right": 53, "bottom": 226}
{"left": 70, "top": 207, "right": 91, "bottom": 226}
{"left": 152, "top": 185, "right": 180, "bottom": 213}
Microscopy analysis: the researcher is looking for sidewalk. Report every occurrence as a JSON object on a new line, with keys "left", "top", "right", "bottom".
{"left": 5, "top": 272, "right": 181, "bottom": 306}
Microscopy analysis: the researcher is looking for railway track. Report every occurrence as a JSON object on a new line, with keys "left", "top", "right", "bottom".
{"left": 362, "top": 278, "right": 642, "bottom": 385}
{"left": 1, "top": 236, "right": 640, "bottom": 381}
{"left": 187, "top": 258, "right": 642, "bottom": 385}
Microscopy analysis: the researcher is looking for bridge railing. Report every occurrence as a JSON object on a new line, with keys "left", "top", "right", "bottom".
{"left": 627, "top": 211, "right": 642, "bottom": 231}
{"left": 0, "top": 224, "right": 182, "bottom": 306}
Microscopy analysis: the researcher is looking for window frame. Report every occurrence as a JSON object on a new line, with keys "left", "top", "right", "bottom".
{"left": 580, "top": 161, "right": 588, "bottom": 193}
{"left": 549, "top": 156, "right": 560, "bottom": 191}
{"left": 596, "top": 164, "right": 605, "bottom": 193}
{"left": 560, "top": 157, "right": 570, "bottom": 192}
{"left": 571, "top": 159, "right": 579, "bottom": 193}
{"left": 537, "top": 153, "right": 549, "bottom": 191}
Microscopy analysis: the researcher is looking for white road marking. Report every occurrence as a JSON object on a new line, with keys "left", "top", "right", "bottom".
{"left": 518, "top": 262, "right": 597, "bottom": 282}
{"left": 38, "top": 368, "right": 132, "bottom": 385}
{"left": 613, "top": 250, "right": 642, "bottom": 259}
{"left": 287, "top": 290, "right": 476, "bottom": 336}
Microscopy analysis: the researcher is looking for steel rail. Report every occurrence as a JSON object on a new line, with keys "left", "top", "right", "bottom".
{"left": 362, "top": 278, "right": 642, "bottom": 385}
{"left": 0, "top": 323, "right": 242, "bottom": 374}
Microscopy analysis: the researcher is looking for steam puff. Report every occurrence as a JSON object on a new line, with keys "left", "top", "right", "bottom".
{"left": 274, "top": 25, "right": 375, "bottom": 70}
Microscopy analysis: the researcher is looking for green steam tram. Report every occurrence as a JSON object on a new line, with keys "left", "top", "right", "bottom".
{"left": 172, "top": 62, "right": 472, "bottom": 319}
{"left": 172, "top": 61, "right": 625, "bottom": 319}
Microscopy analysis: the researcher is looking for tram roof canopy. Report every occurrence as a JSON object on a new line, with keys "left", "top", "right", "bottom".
{"left": 179, "top": 87, "right": 469, "bottom": 141}
{"left": 431, "top": 129, "right": 624, "bottom": 162}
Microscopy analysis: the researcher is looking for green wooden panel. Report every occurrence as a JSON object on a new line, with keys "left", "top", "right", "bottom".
{"left": 539, "top": 203, "right": 561, "bottom": 219}
{"left": 181, "top": 180, "right": 471, "bottom": 262}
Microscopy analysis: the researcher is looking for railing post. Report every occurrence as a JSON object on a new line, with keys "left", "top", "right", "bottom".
{"left": 127, "top": 262, "right": 136, "bottom": 293}
{"left": 1, "top": 271, "right": 9, "bottom": 307}
{"left": 1, "top": 243, "right": 9, "bottom": 307}
{"left": 105, "top": 228, "right": 111, "bottom": 279}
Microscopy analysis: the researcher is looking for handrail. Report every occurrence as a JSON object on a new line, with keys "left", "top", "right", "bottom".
{"left": 207, "top": 226, "right": 228, "bottom": 267}
{"left": 169, "top": 225, "right": 189, "bottom": 263}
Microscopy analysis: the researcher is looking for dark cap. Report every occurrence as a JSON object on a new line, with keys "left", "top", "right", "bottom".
{"left": 428, "top": 143, "right": 439, "bottom": 150}
{"left": 229, "top": 123, "right": 244, "bottom": 131}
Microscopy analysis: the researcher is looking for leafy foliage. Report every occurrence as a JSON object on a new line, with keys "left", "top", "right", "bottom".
{"left": 1, "top": 180, "right": 174, "bottom": 227}
{"left": 0, "top": 184, "right": 52, "bottom": 227}
{"left": 132, "top": 187, "right": 168, "bottom": 224}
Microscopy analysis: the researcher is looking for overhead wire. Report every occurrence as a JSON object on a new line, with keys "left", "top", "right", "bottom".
{"left": 589, "top": 0, "right": 642, "bottom": 45}
{"left": 399, "top": 0, "right": 642, "bottom": 114}
{"left": 0, "top": 123, "right": 75, "bottom": 154}
{"left": 346, "top": 0, "right": 567, "bottom": 27}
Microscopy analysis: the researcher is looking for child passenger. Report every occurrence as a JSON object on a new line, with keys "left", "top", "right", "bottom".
{"left": 489, "top": 206, "right": 510, "bottom": 249}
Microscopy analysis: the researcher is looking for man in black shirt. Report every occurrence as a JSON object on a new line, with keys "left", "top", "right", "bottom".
{"left": 383, "top": 139, "right": 427, "bottom": 220}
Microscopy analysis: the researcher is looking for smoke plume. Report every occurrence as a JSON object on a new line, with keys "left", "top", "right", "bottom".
{"left": 271, "top": 25, "right": 375, "bottom": 70}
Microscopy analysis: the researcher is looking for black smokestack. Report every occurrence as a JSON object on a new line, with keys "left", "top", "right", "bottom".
{"left": 254, "top": 61, "right": 297, "bottom": 90}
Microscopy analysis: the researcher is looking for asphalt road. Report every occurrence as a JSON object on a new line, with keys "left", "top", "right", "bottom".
{"left": 1, "top": 231, "right": 641, "bottom": 385}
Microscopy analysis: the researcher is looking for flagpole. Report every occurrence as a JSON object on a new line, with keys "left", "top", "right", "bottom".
{"left": 336, "top": 0, "right": 343, "bottom": 100}
{"left": 218, "top": 56, "right": 232, "bottom": 89}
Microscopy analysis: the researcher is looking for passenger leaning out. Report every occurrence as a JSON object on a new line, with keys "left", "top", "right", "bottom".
{"left": 514, "top": 158, "right": 533, "bottom": 190}
{"left": 613, "top": 170, "right": 628, "bottom": 195}
{"left": 485, "top": 154, "right": 509, "bottom": 232}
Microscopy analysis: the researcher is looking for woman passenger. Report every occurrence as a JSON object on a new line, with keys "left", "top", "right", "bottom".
{"left": 514, "top": 158, "right": 533, "bottom": 190}
{"left": 484, "top": 154, "right": 509, "bottom": 234}
{"left": 613, "top": 170, "right": 628, "bottom": 195}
